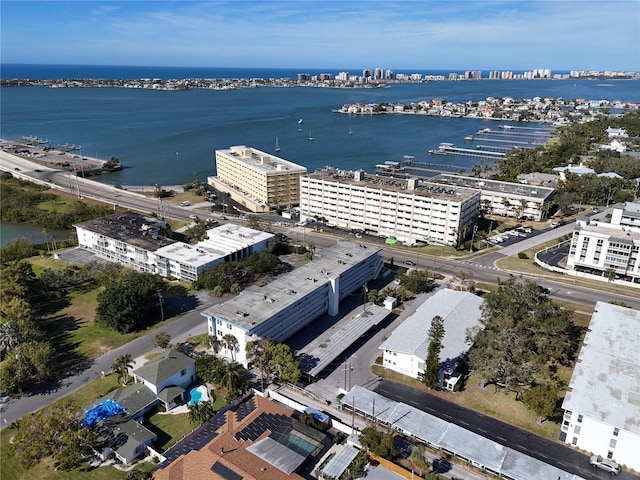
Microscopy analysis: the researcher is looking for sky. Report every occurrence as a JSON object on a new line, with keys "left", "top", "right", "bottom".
{"left": 1, "top": 1, "right": 638, "bottom": 71}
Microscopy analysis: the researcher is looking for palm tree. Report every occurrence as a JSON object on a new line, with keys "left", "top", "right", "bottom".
{"left": 221, "top": 334, "right": 239, "bottom": 361}
{"left": 222, "top": 361, "right": 247, "bottom": 402}
{"left": 111, "top": 353, "right": 134, "bottom": 385}
{"left": 207, "top": 334, "right": 220, "bottom": 354}
{"left": 0, "top": 322, "right": 21, "bottom": 360}
{"left": 246, "top": 338, "right": 274, "bottom": 391}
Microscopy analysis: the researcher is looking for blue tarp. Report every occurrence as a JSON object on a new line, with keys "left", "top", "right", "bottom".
{"left": 83, "top": 398, "right": 126, "bottom": 428}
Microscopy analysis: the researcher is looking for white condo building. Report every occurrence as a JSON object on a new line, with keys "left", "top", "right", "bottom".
{"left": 201, "top": 241, "right": 383, "bottom": 366}
{"left": 299, "top": 168, "right": 480, "bottom": 246}
{"left": 432, "top": 174, "right": 554, "bottom": 221}
{"left": 208, "top": 145, "right": 307, "bottom": 213}
{"left": 379, "top": 289, "right": 483, "bottom": 391}
{"left": 567, "top": 202, "right": 640, "bottom": 283}
{"left": 561, "top": 302, "right": 640, "bottom": 471}
{"left": 75, "top": 212, "right": 273, "bottom": 281}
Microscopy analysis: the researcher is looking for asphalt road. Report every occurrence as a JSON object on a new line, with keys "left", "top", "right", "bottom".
{"left": 374, "top": 380, "right": 639, "bottom": 480}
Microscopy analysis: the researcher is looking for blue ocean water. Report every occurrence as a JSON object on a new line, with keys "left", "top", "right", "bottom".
{"left": 1, "top": 64, "right": 638, "bottom": 187}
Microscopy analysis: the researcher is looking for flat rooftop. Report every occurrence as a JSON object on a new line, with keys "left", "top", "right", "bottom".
{"left": 562, "top": 302, "right": 640, "bottom": 434}
{"left": 576, "top": 220, "right": 640, "bottom": 241}
{"left": 74, "top": 211, "right": 176, "bottom": 252}
{"left": 156, "top": 223, "right": 275, "bottom": 266}
{"left": 201, "top": 240, "right": 382, "bottom": 331}
{"left": 305, "top": 168, "right": 479, "bottom": 202}
{"left": 379, "top": 289, "right": 483, "bottom": 363}
{"left": 434, "top": 173, "right": 555, "bottom": 200}
{"left": 217, "top": 145, "right": 307, "bottom": 174}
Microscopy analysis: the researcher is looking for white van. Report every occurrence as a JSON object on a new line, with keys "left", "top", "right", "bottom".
{"left": 180, "top": 201, "right": 191, "bottom": 207}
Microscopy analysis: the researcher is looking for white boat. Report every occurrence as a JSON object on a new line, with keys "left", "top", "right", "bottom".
{"left": 348, "top": 127, "right": 353, "bottom": 135}
{"left": 464, "top": 135, "right": 473, "bottom": 142}
{"left": 308, "top": 129, "right": 314, "bottom": 141}
{"left": 298, "top": 118, "right": 303, "bottom": 124}
{"left": 275, "top": 137, "right": 280, "bottom": 152}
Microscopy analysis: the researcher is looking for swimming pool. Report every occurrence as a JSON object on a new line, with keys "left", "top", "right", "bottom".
{"left": 188, "top": 385, "right": 209, "bottom": 407}
{"left": 280, "top": 431, "right": 318, "bottom": 457}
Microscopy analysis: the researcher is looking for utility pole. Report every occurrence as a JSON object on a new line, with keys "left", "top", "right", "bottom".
{"left": 469, "top": 224, "right": 478, "bottom": 253}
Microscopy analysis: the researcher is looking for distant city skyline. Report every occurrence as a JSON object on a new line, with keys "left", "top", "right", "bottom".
{"left": 1, "top": 1, "right": 638, "bottom": 72}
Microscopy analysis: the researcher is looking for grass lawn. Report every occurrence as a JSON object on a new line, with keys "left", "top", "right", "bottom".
{"left": 146, "top": 410, "right": 192, "bottom": 452}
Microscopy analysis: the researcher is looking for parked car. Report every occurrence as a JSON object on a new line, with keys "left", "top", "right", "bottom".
{"left": 189, "top": 214, "right": 198, "bottom": 220}
{"left": 403, "top": 260, "right": 417, "bottom": 266}
{"left": 537, "top": 285, "right": 551, "bottom": 295}
{"left": 590, "top": 455, "right": 621, "bottom": 475}
{"left": 549, "top": 222, "right": 560, "bottom": 229}
{"left": 220, "top": 215, "right": 228, "bottom": 220}
{"left": 325, "top": 222, "right": 337, "bottom": 228}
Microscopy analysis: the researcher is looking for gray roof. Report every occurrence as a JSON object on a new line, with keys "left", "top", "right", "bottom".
{"left": 157, "top": 385, "right": 185, "bottom": 404}
{"left": 340, "top": 386, "right": 584, "bottom": 480}
{"left": 435, "top": 173, "right": 555, "bottom": 200}
{"left": 132, "top": 349, "right": 194, "bottom": 386}
{"left": 300, "top": 304, "right": 391, "bottom": 377}
{"left": 94, "top": 414, "right": 157, "bottom": 462}
{"left": 379, "top": 289, "right": 483, "bottom": 363}
{"left": 102, "top": 383, "right": 157, "bottom": 417}
{"left": 246, "top": 437, "right": 306, "bottom": 475}
{"left": 562, "top": 302, "right": 640, "bottom": 434}
{"left": 321, "top": 445, "right": 360, "bottom": 479}
{"left": 201, "top": 240, "right": 381, "bottom": 332}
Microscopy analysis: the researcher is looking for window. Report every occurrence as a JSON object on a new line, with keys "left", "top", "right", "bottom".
{"left": 613, "top": 427, "right": 619, "bottom": 436}
{"left": 574, "top": 426, "right": 581, "bottom": 435}
{"left": 607, "top": 451, "right": 614, "bottom": 459}
{"left": 577, "top": 414, "right": 583, "bottom": 423}
{"left": 609, "top": 439, "right": 617, "bottom": 448}
{"left": 227, "top": 323, "right": 233, "bottom": 329}
{"left": 571, "top": 437, "right": 578, "bottom": 445}
{"left": 217, "top": 319, "right": 222, "bottom": 325}
{"left": 180, "top": 369, "right": 186, "bottom": 376}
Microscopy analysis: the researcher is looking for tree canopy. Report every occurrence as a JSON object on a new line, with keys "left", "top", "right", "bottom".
{"left": 10, "top": 398, "right": 96, "bottom": 470}
{"left": 421, "top": 315, "right": 445, "bottom": 389}
{"left": 95, "top": 270, "right": 164, "bottom": 333}
{"left": 467, "top": 278, "right": 574, "bottom": 397}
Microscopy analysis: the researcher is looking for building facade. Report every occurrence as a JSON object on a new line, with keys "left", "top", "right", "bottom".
{"left": 209, "top": 145, "right": 307, "bottom": 212}
{"left": 379, "top": 289, "right": 483, "bottom": 390}
{"left": 561, "top": 302, "right": 640, "bottom": 471}
{"left": 567, "top": 202, "right": 640, "bottom": 283}
{"left": 432, "top": 174, "right": 554, "bottom": 221}
{"left": 75, "top": 212, "right": 273, "bottom": 281}
{"left": 201, "top": 241, "right": 384, "bottom": 366}
{"left": 299, "top": 168, "right": 480, "bottom": 246}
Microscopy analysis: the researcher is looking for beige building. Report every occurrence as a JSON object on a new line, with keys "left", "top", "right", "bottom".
{"left": 208, "top": 145, "right": 307, "bottom": 212}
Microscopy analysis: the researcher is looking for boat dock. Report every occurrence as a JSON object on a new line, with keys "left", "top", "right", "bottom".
{"left": 430, "top": 142, "right": 505, "bottom": 159}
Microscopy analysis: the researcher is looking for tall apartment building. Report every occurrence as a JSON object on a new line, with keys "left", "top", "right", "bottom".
{"left": 201, "top": 241, "right": 383, "bottom": 366}
{"left": 567, "top": 202, "right": 640, "bottom": 283}
{"left": 209, "top": 145, "right": 307, "bottom": 213}
{"left": 561, "top": 302, "right": 640, "bottom": 471}
{"left": 299, "top": 168, "right": 480, "bottom": 246}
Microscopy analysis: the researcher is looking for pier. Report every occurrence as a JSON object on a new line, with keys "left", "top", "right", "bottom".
{"left": 430, "top": 143, "right": 505, "bottom": 159}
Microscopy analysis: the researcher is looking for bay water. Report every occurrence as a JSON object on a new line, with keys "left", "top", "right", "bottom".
{"left": 2, "top": 65, "right": 638, "bottom": 188}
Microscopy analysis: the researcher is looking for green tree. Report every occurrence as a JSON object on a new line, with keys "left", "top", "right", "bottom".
{"left": 10, "top": 398, "right": 96, "bottom": 470}
{"left": 188, "top": 400, "right": 215, "bottom": 425}
{"left": 394, "top": 268, "right": 434, "bottom": 295}
{"left": 155, "top": 331, "right": 171, "bottom": 349}
{"left": 421, "top": 316, "right": 445, "bottom": 389}
{"left": 196, "top": 354, "right": 226, "bottom": 385}
{"left": 111, "top": 353, "right": 134, "bottom": 385}
{"left": 0, "top": 321, "right": 22, "bottom": 360}
{"left": 269, "top": 342, "right": 301, "bottom": 384}
{"left": 359, "top": 427, "right": 398, "bottom": 460}
{"left": 95, "top": 271, "right": 163, "bottom": 333}
{"left": 467, "top": 278, "right": 573, "bottom": 397}
{"left": 207, "top": 334, "right": 220, "bottom": 354}
{"left": 221, "top": 334, "right": 239, "bottom": 361}
{"left": 221, "top": 361, "right": 248, "bottom": 402}
{"left": 409, "top": 445, "right": 431, "bottom": 477}
{"left": 523, "top": 383, "right": 558, "bottom": 424}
